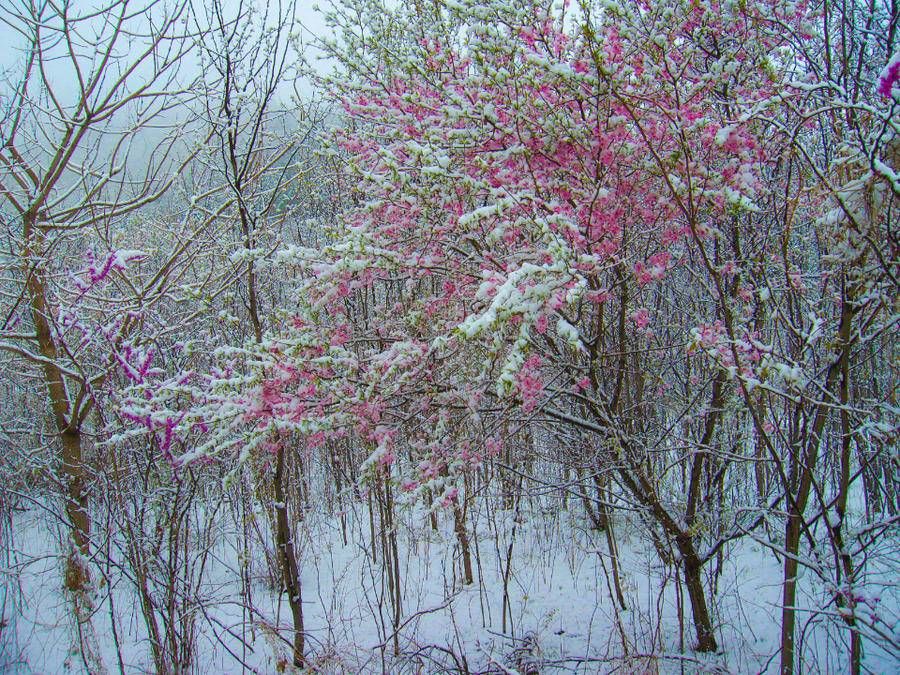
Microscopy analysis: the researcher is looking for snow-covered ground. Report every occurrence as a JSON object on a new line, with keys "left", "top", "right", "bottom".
{"left": 1, "top": 495, "right": 897, "bottom": 673}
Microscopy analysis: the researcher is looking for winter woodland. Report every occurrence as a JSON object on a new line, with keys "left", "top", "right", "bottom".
{"left": 0, "top": 0, "right": 897, "bottom": 672}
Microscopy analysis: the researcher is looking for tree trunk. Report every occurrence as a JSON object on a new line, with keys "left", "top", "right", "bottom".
{"left": 273, "top": 444, "right": 305, "bottom": 667}
{"left": 610, "top": 452, "right": 719, "bottom": 653}
{"left": 25, "top": 214, "right": 93, "bottom": 577}
{"left": 779, "top": 289, "right": 854, "bottom": 674}
{"left": 24, "top": 212, "right": 104, "bottom": 671}
{"left": 453, "top": 503, "right": 474, "bottom": 585}
{"left": 679, "top": 543, "right": 718, "bottom": 653}
{"left": 60, "top": 430, "right": 91, "bottom": 594}
{"left": 780, "top": 514, "right": 801, "bottom": 675}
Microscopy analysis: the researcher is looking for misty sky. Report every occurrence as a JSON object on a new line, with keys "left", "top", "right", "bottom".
{"left": 0, "top": 0, "right": 336, "bottom": 110}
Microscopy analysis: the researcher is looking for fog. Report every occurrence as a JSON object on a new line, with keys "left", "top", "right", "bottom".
{"left": 0, "top": 0, "right": 337, "bottom": 220}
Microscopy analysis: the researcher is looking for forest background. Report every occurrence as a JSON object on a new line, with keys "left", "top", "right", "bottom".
{"left": 0, "top": 0, "right": 897, "bottom": 672}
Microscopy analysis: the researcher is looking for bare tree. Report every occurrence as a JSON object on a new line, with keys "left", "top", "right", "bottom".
{"left": 0, "top": 0, "right": 201, "bottom": 666}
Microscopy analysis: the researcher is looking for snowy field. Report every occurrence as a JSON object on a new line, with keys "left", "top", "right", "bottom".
{"left": 2, "top": 491, "right": 896, "bottom": 674}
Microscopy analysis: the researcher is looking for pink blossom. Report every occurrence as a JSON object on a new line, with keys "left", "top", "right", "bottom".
{"left": 418, "top": 459, "right": 441, "bottom": 480}
{"left": 634, "top": 252, "right": 669, "bottom": 285}
{"left": 631, "top": 308, "right": 650, "bottom": 330}
{"left": 877, "top": 51, "right": 900, "bottom": 97}
{"left": 695, "top": 321, "right": 725, "bottom": 349}
{"left": 586, "top": 290, "right": 610, "bottom": 304}
{"left": 441, "top": 487, "right": 459, "bottom": 507}
{"left": 516, "top": 355, "right": 545, "bottom": 413}
{"left": 485, "top": 437, "right": 503, "bottom": 457}
{"left": 461, "top": 444, "right": 482, "bottom": 466}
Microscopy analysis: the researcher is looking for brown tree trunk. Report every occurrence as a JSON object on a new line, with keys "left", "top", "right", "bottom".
{"left": 453, "top": 502, "right": 474, "bottom": 585}
{"left": 602, "top": 488, "right": 627, "bottom": 611}
{"left": 273, "top": 444, "right": 305, "bottom": 667}
{"left": 780, "top": 514, "right": 800, "bottom": 675}
{"left": 617, "top": 459, "right": 719, "bottom": 652}
{"left": 779, "top": 286, "right": 854, "bottom": 675}
{"left": 25, "top": 213, "right": 92, "bottom": 587}
{"left": 24, "top": 211, "right": 103, "bottom": 671}
{"left": 673, "top": 529, "right": 718, "bottom": 654}
{"left": 60, "top": 430, "right": 91, "bottom": 593}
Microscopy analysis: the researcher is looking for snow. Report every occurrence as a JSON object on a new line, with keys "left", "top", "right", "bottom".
{"left": 556, "top": 318, "right": 583, "bottom": 350}
{"left": 714, "top": 125, "right": 735, "bottom": 147}
{"left": 873, "top": 158, "right": 900, "bottom": 194}
{"left": 458, "top": 202, "right": 506, "bottom": 228}
{"left": 3, "top": 493, "right": 896, "bottom": 674}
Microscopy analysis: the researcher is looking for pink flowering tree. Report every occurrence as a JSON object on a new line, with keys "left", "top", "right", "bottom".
{"left": 313, "top": 0, "right": 897, "bottom": 665}
{"left": 120, "top": 0, "right": 897, "bottom": 667}
{"left": 305, "top": 0, "right": 808, "bottom": 654}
